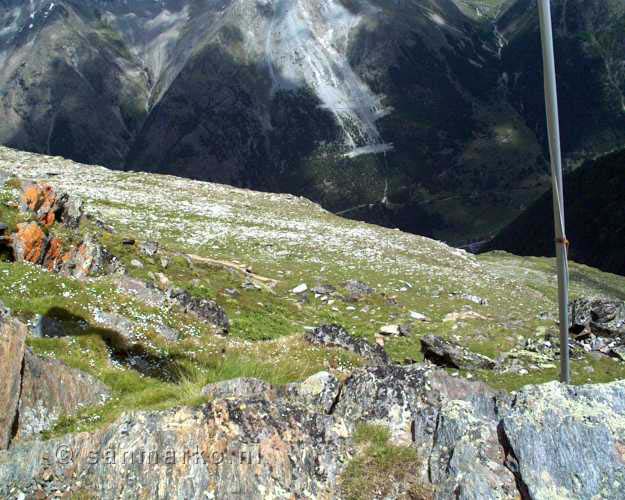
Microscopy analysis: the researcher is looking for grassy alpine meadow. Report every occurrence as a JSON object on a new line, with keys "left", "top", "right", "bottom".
{"left": 1, "top": 145, "right": 625, "bottom": 438}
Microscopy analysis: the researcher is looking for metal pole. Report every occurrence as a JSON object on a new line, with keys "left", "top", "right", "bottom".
{"left": 537, "top": 0, "right": 570, "bottom": 383}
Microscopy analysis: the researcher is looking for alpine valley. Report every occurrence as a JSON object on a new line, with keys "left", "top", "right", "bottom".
{"left": 1, "top": 0, "right": 624, "bottom": 244}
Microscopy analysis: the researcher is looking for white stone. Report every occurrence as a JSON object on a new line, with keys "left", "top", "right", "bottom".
{"left": 292, "top": 283, "right": 308, "bottom": 294}
{"left": 410, "top": 311, "right": 429, "bottom": 322}
{"left": 379, "top": 324, "right": 400, "bottom": 336}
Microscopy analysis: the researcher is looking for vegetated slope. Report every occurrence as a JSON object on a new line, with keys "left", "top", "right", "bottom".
{"left": 2, "top": 145, "right": 625, "bottom": 497}
{"left": 0, "top": 0, "right": 552, "bottom": 243}
{"left": 498, "top": 0, "right": 625, "bottom": 164}
{"left": 1, "top": 143, "right": 625, "bottom": 403}
{"left": 484, "top": 149, "right": 625, "bottom": 276}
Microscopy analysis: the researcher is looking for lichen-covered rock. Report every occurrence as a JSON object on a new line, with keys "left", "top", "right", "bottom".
{"left": 1, "top": 310, "right": 110, "bottom": 448}
{"left": 501, "top": 381, "right": 625, "bottom": 500}
{"left": 12, "top": 222, "right": 47, "bottom": 264}
{"left": 0, "top": 317, "right": 27, "bottom": 450}
{"left": 421, "top": 335, "right": 496, "bottom": 370}
{"left": 61, "top": 234, "right": 114, "bottom": 280}
{"left": 20, "top": 183, "right": 60, "bottom": 226}
{"left": 305, "top": 324, "right": 389, "bottom": 365}
{"left": 60, "top": 196, "right": 84, "bottom": 229}
{"left": 168, "top": 287, "right": 229, "bottom": 334}
{"left": 2, "top": 361, "right": 625, "bottom": 499}
{"left": 0, "top": 398, "right": 353, "bottom": 499}
{"left": 333, "top": 363, "right": 501, "bottom": 491}
{"left": 429, "top": 400, "right": 517, "bottom": 499}
{"left": 282, "top": 371, "right": 341, "bottom": 414}
{"left": 42, "top": 237, "right": 64, "bottom": 272}
{"left": 570, "top": 298, "right": 625, "bottom": 337}
{"left": 201, "top": 378, "right": 275, "bottom": 400}
{"left": 20, "top": 183, "right": 83, "bottom": 229}
{"left": 14, "top": 350, "right": 111, "bottom": 442}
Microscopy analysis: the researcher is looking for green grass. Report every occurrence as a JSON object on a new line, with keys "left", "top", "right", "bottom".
{"left": 340, "top": 424, "right": 432, "bottom": 500}
{"left": 2, "top": 146, "right": 625, "bottom": 442}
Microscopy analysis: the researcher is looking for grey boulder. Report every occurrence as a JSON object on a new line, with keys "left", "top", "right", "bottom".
{"left": 305, "top": 324, "right": 389, "bottom": 365}
{"left": 421, "top": 334, "right": 496, "bottom": 370}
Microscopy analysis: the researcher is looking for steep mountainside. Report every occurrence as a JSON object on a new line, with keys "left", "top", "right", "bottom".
{"left": 0, "top": 0, "right": 624, "bottom": 245}
{"left": 0, "top": 0, "right": 550, "bottom": 244}
{"left": 498, "top": 0, "right": 625, "bottom": 163}
{"left": 484, "top": 149, "right": 625, "bottom": 276}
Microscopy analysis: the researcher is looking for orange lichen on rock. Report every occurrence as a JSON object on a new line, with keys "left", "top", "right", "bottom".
{"left": 39, "top": 185, "right": 59, "bottom": 226}
{"left": 12, "top": 222, "right": 47, "bottom": 264}
{"left": 43, "top": 237, "right": 64, "bottom": 272}
{"left": 20, "top": 184, "right": 60, "bottom": 227}
{"left": 20, "top": 184, "right": 45, "bottom": 212}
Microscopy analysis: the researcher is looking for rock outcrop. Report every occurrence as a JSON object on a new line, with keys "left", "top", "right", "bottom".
{"left": 9, "top": 183, "right": 116, "bottom": 279}
{"left": 167, "top": 288, "right": 230, "bottom": 334}
{"left": 61, "top": 234, "right": 116, "bottom": 280}
{"left": 12, "top": 222, "right": 47, "bottom": 265}
{"left": 305, "top": 324, "right": 389, "bottom": 365}
{"left": 0, "top": 316, "right": 27, "bottom": 449}
{"left": 1, "top": 359, "right": 625, "bottom": 498}
{"left": 113, "top": 277, "right": 229, "bottom": 335}
{"left": 421, "top": 334, "right": 496, "bottom": 370}
{"left": 15, "top": 351, "right": 110, "bottom": 442}
{"left": 502, "top": 381, "right": 625, "bottom": 499}
{"left": 20, "top": 183, "right": 84, "bottom": 229}
{"left": 570, "top": 298, "right": 625, "bottom": 337}
{"left": 0, "top": 315, "right": 110, "bottom": 449}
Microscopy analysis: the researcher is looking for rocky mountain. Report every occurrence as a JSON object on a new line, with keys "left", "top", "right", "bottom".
{"left": 1, "top": 146, "right": 625, "bottom": 498}
{"left": 4, "top": 0, "right": 622, "bottom": 245}
{"left": 484, "top": 148, "right": 625, "bottom": 276}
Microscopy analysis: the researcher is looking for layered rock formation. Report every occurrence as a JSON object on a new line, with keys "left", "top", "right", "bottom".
{"left": 0, "top": 313, "right": 110, "bottom": 450}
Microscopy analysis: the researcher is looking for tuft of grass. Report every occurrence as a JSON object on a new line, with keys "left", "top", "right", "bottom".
{"left": 340, "top": 424, "right": 433, "bottom": 500}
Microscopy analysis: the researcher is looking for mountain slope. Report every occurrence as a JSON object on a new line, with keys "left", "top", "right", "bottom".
{"left": 498, "top": 0, "right": 625, "bottom": 163}
{"left": 2, "top": 144, "right": 625, "bottom": 388}
{"left": 2, "top": 144, "right": 625, "bottom": 495}
{"left": 0, "top": 0, "right": 554, "bottom": 244}
{"left": 1, "top": 0, "right": 624, "bottom": 244}
{"left": 483, "top": 149, "right": 625, "bottom": 276}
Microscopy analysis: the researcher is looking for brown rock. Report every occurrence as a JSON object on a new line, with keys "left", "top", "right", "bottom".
{"left": 0, "top": 317, "right": 27, "bottom": 450}
{"left": 43, "top": 237, "right": 64, "bottom": 272}
{"left": 21, "top": 184, "right": 62, "bottom": 227}
{"left": 12, "top": 222, "right": 47, "bottom": 264}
